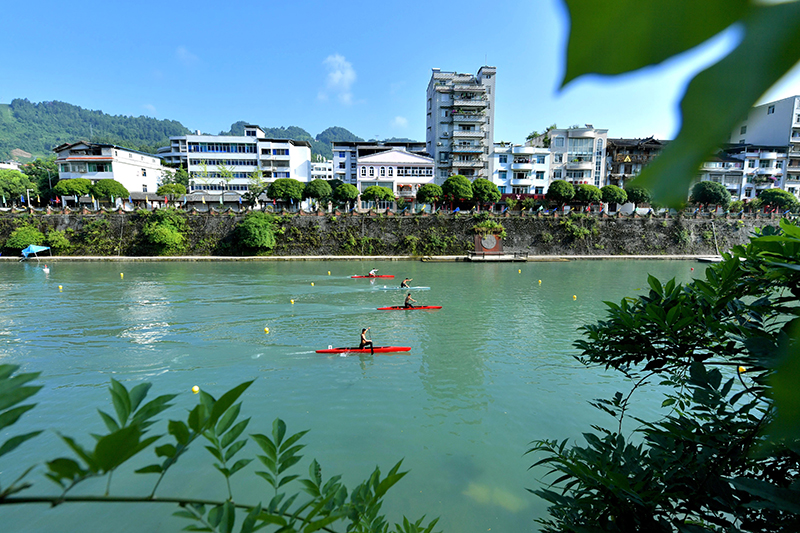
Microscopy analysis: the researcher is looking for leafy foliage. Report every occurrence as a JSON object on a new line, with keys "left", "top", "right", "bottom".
{"left": 140, "top": 208, "right": 188, "bottom": 255}
{"left": 333, "top": 183, "right": 360, "bottom": 206}
{"left": 471, "top": 178, "right": 501, "bottom": 204}
{"left": 5, "top": 225, "right": 45, "bottom": 249}
{"left": 573, "top": 183, "right": 602, "bottom": 204}
{"left": 361, "top": 186, "right": 395, "bottom": 203}
{"left": 529, "top": 219, "right": 800, "bottom": 532}
{"left": 690, "top": 180, "right": 731, "bottom": 207}
{"left": 758, "top": 188, "right": 799, "bottom": 210}
{"left": 472, "top": 220, "right": 506, "bottom": 239}
{"left": 416, "top": 184, "right": 443, "bottom": 204}
{"left": 545, "top": 180, "right": 574, "bottom": 205}
{"left": 441, "top": 175, "right": 473, "bottom": 201}
{"left": 0, "top": 169, "right": 38, "bottom": 202}
{"left": 563, "top": 0, "right": 800, "bottom": 206}
{"left": 53, "top": 178, "right": 92, "bottom": 197}
{"left": 235, "top": 211, "right": 277, "bottom": 251}
{"left": 625, "top": 185, "right": 652, "bottom": 207}
{"left": 157, "top": 183, "right": 187, "bottom": 196}
{"left": 267, "top": 179, "right": 304, "bottom": 203}
{"left": 601, "top": 184, "right": 627, "bottom": 205}
{"left": 303, "top": 179, "right": 333, "bottom": 201}
{"left": 0, "top": 370, "right": 440, "bottom": 533}
{"left": 91, "top": 179, "right": 129, "bottom": 200}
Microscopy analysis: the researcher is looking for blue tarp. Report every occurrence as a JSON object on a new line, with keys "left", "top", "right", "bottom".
{"left": 21, "top": 245, "right": 50, "bottom": 258}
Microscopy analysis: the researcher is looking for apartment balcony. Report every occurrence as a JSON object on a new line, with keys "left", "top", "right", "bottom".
{"left": 452, "top": 84, "right": 486, "bottom": 92}
{"left": 452, "top": 145, "right": 485, "bottom": 154}
{"left": 453, "top": 99, "right": 488, "bottom": 108}
{"left": 759, "top": 151, "right": 780, "bottom": 159}
{"left": 511, "top": 178, "right": 533, "bottom": 186}
{"left": 511, "top": 146, "right": 536, "bottom": 155}
{"left": 510, "top": 162, "right": 534, "bottom": 171}
{"left": 454, "top": 160, "right": 485, "bottom": 168}
{"left": 452, "top": 114, "right": 486, "bottom": 123}
{"left": 451, "top": 130, "right": 485, "bottom": 139}
{"left": 566, "top": 160, "right": 593, "bottom": 170}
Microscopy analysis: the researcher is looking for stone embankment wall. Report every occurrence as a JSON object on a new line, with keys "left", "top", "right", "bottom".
{"left": 0, "top": 211, "right": 773, "bottom": 257}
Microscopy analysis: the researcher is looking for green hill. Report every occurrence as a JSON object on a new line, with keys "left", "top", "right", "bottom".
{"left": 0, "top": 98, "right": 368, "bottom": 162}
{"left": 0, "top": 99, "right": 192, "bottom": 160}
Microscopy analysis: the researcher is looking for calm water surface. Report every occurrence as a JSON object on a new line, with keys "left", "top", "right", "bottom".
{"left": 0, "top": 259, "right": 705, "bottom": 532}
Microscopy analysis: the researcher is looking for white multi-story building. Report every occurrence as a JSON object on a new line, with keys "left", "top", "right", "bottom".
{"left": 548, "top": 125, "right": 608, "bottom": 188}
{"left": 53, "top": 142, "right": 164, "bottom": 193}
{"left": 426, "top": 66, "right": 496, "bottom": 184}
{"left": 310, "top": 159, "right": 333, "bottom": 181}
{"left": 355, "top": 148, "right": 434, "bottom": 201}
{"left": 332, "top": 141, "right": 428, "bottom": 186}
{"left": 696, "top": 155, "right": 746, "bottom": 200}
{"left": 730, "top": 96, "right": 800, "bottom": 199}
{"left": 158, "top": 125, "right": 311, "bottom": 194}
{"left": 491, "top": 143, "right": 550, "bottom": 196}
{"left": 0, "top": 160, "right": 22, "bottom": 172}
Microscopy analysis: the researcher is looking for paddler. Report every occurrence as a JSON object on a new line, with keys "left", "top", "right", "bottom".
{"left": 360, "top": 327, "right": 374, "bottom": 354}
{"left": 404, "top": 293, "right": 416, "bottom": 309}
{"left": 368, "top": 268, "right": 379, "bottom": 277}
{"left": 400, "top": 277, "right": 412, "bottom": 288}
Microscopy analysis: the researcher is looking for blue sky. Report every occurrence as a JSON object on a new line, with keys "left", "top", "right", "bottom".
{"left": 2, "top": 0, "right": 799, "bottom": 145}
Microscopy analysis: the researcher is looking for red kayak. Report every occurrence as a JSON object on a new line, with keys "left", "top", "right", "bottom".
{"left": 316, "top": 346, "right": 411, "bottom": 354}
{"left": 351, "top": 275, "right": 395, "bottom": 278}
{"left": 377, "top": 305, "right": 442, "bottom": 311}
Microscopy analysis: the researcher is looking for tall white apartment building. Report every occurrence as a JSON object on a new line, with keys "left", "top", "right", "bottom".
{"left": 53, "top": 141, "right": 164, "bottom": 193}
{"left": 730, "top": 95, "right": 800, "bottom": 199}
{"left": 491, "top": 143, "right": 550, "bottom": 196}
{"left": 426, "top": 66, "right": 496, "bottom": 184}
{"left": 158, "top": 125, "right": 311, "bottom": 194}
{"left": 332, "top": 140, "right": 428, "bottom": 186}
{"left": 548, "top": 126, "right": 608, "bottom": 188}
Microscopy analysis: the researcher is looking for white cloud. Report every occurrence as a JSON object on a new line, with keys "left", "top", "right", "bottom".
{"left": 142, "top": 104, "right": 157, "bottom": 116}
{"left": 176, "top": 46, "right": 199, "bottom": 66}
{"left": 391, "top": 116, "right": 408, "bottom": 129}
{"left": 320, "top": 54, "right": 356, "bottom": 105}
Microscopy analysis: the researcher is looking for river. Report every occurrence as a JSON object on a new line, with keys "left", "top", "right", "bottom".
{"left": 0, "top": 259, "right": 704, "bottom": 532}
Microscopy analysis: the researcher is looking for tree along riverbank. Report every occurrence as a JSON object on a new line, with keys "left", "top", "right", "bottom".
{"left": 0, "top": 210, "right": 771, "bottom": 258}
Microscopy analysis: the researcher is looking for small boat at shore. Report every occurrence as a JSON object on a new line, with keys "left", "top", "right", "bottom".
{"left": 316, "top": 346, "right": 411, "bottom": 354}
{"left": 377, "top": 305, "right": 442, "bottom": 311}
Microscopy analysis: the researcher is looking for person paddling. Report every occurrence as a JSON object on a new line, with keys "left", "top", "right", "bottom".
{"left": 368, "top": 268, "right": 379, "bottom": 277}
{"left": 400, "top": 278, "right": 412, "bottom": 288}
{"left": 404, "top": 293, "right": 416, "bottom": 309}
{"left": 360, "top": 327, "right": 374, "bottom": 354}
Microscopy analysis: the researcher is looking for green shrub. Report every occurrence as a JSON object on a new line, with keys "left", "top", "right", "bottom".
{"left": 141, "top": 208, "right": 188, "bottom": 255}
{"left": 236, "top": 211, "right": 277, "bottom": 251}
{"left": 46, "top": 229, "right": 71, "bottom": 254}
{"left": 5, "top": 225, "right": 45, "bottom": 250}
{"left": 472, "top": 220, "right": 507, "bottom": 239}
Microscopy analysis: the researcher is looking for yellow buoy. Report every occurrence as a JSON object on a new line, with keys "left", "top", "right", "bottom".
{"left": 290, "top": 299, "right": 295, "bottom": 304}
{"left": 518, "top": 269, "right": 521, "bottom": 273}
{"left": 58, "top": 285, "right": 63, "bottom": 291}
{"left": 120, "top": 273, "right": 124, "bottom": 279}
{"left": 264, "top": 327, "right": 269, "bottom": 333}
{"left": 738, "top": 366, "right": 746, "bottom": 373}
{"left": 573, "top": 295, "right": 577, "bottom": 300}
{"left": 328, "top": 271, "right": 331, "bottom": 275}
{"left": 192, "top": 385, "right": 200, "bottom": 394}
{"left": 538, "top": 280, "right": 542, "bottom": 285}
{"left": 311, "top": 282, "right": 314, "bottom": 286}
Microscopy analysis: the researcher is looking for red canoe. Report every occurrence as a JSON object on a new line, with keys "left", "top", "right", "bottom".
{"left": 377, "top": 305, "right": 442, "bottom": 311}
{"left": 351, "top": 275, "right": 395, "bottom": 278}
{"left": 316, "top": 346, "right": 411, "bottom": 354}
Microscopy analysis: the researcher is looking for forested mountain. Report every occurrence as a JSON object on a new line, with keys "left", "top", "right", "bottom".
{"left": 219, "top": 122, "right": 364, "bottom": 159}
{"left": 0, "top": 98, "right": 375, "bottom": 162}
{"left": 0, "top": 99, "right": 191, "bottom": 160}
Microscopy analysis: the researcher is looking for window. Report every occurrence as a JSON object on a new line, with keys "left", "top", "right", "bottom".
{"left": 498, "top": 171, "right": 507, "bottom": 180}
{"left": 535, "top": 187, "right": 544, "bottom": 195}
{"left": 338, "top": 162, "right": 346, "bottom": 169}
{"left": 553, "top": 137, "right": 564, "bottom": 148}
{"left": 553, "top": 169, "right": 562, "bottom": 179}
{"left": 768, "top": 105, "right": 775, "bottom": 115}
{"left": 535, "top": 171, "right": 544, "bottom": 180}
{"left": 439, "top": 152, "right": 449, "bottom": 162}
{"left": 553, "top": 153, "right": 563, "bottom": 163}
{"left": 512, "top": 186, "right": 528, "bottom": 194}
{"left": 361, "top": 167, "right": 366, "bottom": 176}
{"left": 388, "top": 168, "right": 393, "bottom": 176}
{"left": 740, "top": 125, "right": 747, "bottom": 134}
{"left": 380, "top": 167, "right": 385, "bottom": 177}
{"left": 499, "top": 155, "right": 507, "bottom": 164}
{"left": 441, "top": 110, "right": 449, "bottom": 118}
{"left": 142, "top": 169, "right": 147, "bottom": 177}
{"left": 440, "top": 170, "right": 449, "bottom": 178}
{"left": 759, "top": 160, "right": 770, "bottom": 168}
{"left": 338, "top": 151, "right": 345, "bottom": 158}
{"left": 514, "top": 172, "right": 527, "bottom": 180}
{"left": 536, "top": 155, "right": 545, "bottom": 164}
{"left": 142, "top": 185, "right": 148, "bottom": 193}
{"left": 748, "top": 160, "right": 756, "bottom": 168}
{"left": 369, "top": 167, "right": 374, "bottom": 177}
